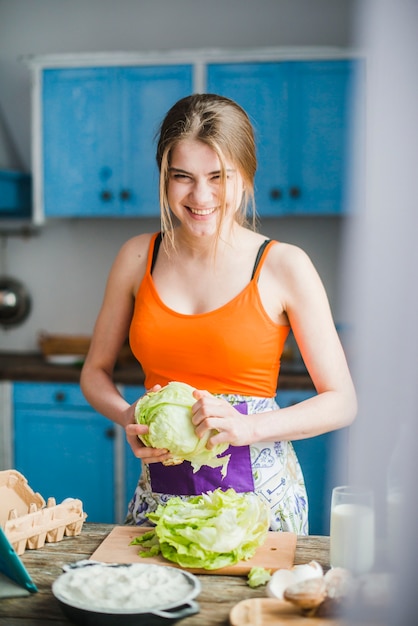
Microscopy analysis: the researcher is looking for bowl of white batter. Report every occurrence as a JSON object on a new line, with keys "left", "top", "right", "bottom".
{"left": 52, "top": 561, "right": 201, "bottom": 625}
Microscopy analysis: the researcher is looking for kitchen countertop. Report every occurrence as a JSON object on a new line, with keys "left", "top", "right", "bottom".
{"left": 0, "top": 352, "right": 314, "bottom": 389}
{"left": 0, "top": 351, "right": 145, "bottom": 385}
{"left": 0, "top": 523, "right": 330, "bottom": 626}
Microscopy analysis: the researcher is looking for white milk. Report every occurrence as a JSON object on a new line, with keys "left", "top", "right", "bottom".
{"left": 330, "top": 502, "right": 375, "bottom": 574}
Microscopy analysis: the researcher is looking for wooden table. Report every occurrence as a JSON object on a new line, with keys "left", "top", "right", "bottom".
{"left": 0, "top": 523, "right": 330, "bottom": 625}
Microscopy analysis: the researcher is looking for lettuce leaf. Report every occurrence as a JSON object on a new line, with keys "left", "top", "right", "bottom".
{"left": 134, "top": 381, "right": 230, "bottom": 476}
{"left": 247, "top": 567, "right": 272, "bottom": 587}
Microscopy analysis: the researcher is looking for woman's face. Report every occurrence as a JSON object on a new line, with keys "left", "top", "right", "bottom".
{"left": 166, "top": 138, "right": 244, "bottom": 237}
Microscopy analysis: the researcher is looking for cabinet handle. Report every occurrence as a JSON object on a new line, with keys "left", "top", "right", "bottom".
{"left": 100, "top": 190, "right": 113, "bottom": 202}
{"left": 105, "top": 427, "right": 116, "bottom": 439}
{"left": 289, "top": 186, "right": 301, "bottom": 199}
{"left": 120, "top": 189, "right": 131, "bottom": 201}
{"left": 270, "top": 188, "right": 283, "bottom": 200}
{"left": 54, "top": 391, "right": 66, "bottom": 403}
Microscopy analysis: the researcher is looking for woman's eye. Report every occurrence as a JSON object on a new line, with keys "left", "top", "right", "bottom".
{"left": 173, "top": 173, "right": 191, "bottom": 181}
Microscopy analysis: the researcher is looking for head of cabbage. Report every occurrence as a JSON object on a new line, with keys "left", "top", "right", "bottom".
{"left": 134, "top": 381, "right": 230, "bottom": 477}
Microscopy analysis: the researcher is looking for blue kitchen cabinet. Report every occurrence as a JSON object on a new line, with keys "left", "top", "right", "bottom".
{"left": 207, "top": 60, "right": 360, "bottom": 216}
{"left": 41, "top": 64, "right": 193, "bottom": 218}
{"left": 0, "top": 170, "right": 32, "bottom": 219}
{"left": 13, "top": 382, "right": 116, "bottom": 523}
{"left": 276, "top": 388, "right": 348, "bottom": 535}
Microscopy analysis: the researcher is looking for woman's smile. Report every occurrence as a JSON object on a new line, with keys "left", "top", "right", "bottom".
{"left": 187, "top": 205, "right": 218, "bottom": 217}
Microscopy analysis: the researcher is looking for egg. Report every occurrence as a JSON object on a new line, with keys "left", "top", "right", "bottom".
{"left": 266, "top": 561, "right": 324, "bottom": 600}
{"left": 292, "top": 561, "right": 324, "bottom": 583}
{"left": 267, "top": 568, "right": 298, "bottom": 600}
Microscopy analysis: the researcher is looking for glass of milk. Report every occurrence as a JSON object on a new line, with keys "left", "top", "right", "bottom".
{"left": 330, "top": 485, "right": 375, "bottom": 575}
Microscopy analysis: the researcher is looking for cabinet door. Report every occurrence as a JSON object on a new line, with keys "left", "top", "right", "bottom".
{"left": 207, "top": 60, "right": 359, "bottom": 216}
{"left": 120, "top": 65, "right": 194, "bottom": 216}
{"left": 42, "top": 64, "right": 193, "bottom": 218}
{"left": 276, "top": 389, "right": 348, "bottom": 535}
{"left": 42, "top": 67, "right": 119, "bottom": 217}
{"left": 287, "top": 60, "right": 357, "bottom": 215}
{"left": 13, "top": 382, "right": 115, "bottom": 523}
{"left": 207, "top": 61, "right": 290, "bottom": 216}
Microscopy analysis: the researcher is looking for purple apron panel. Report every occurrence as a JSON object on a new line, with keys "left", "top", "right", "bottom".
{"left": 149, "top": 401, "right": 255, "bottom": 495}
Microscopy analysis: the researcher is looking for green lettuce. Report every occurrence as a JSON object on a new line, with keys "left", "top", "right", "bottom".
{"left": 134, "top": 381, "right": 230, "bottom": 476}
{"left": 247, "top": 566, "right": 272, "bottom": 587}
{"left": 130, "top": 488, "right": 270, "bottom": 570}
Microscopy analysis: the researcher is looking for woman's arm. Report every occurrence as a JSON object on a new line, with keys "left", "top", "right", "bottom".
{"left": 271, "top": 243, "right": 357, "bottom": 437}
{"left": 81, "top": 236, "right": 140, "bottom": 425}
{"left": 80, "top": 234, "right": 171, "bottom": 464}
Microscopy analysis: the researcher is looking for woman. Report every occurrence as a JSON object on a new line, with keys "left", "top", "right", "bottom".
{"left": 80, "top": 93, "right": 357, "bottom": 534}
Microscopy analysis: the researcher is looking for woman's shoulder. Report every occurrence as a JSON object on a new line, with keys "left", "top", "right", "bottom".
{"left": 104, "top": 232, "right": 160, "bottom": 298}
{"left": 267, "top": 239, "right": 312, "bottom": 267}
{"left": 118, "top": 231, "right": 157, "bottom": 256}
{"left": 264, "top": 239, "right": 320, "bottom": 286}
{"left": 240, "top": 228, "right": 314, "bottom": 275}
{"left": 109, "top": 232, "right": 157, "bottom": 286}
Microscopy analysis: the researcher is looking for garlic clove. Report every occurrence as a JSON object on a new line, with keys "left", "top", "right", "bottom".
{"left": 284, "top": 576, "right": 328, "bottom": 610}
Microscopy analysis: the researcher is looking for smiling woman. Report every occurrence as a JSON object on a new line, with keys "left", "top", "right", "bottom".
{"left": 80, "top": 93, "right": 357, "bottom": 535}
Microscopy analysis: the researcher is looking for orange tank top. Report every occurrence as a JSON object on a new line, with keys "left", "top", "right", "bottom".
{"left": 129, "top": 233, "right": 290, "bottom": 397}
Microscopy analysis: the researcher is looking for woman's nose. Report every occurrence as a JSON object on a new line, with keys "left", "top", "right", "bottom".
{"left": 190, "top": 179, "right": 213, "bottom": 204}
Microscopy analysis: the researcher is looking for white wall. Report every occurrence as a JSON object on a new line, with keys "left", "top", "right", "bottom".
{"left": 0, "top": 0, "right": 355, "bottom": 351}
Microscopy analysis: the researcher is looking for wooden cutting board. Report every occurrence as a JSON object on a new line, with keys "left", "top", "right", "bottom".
{"left": 90, "top": 526, "right": 297, "bottom": 576}
{"left": 229, "top": 598, "right": 343, "bottom": 625}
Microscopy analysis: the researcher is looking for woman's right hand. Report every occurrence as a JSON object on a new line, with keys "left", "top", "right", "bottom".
{"left": 125, "top": 422, "right": 171, "bottom": 464}
{"left": 124, "top": 385, "right": 171, "bottom": 464}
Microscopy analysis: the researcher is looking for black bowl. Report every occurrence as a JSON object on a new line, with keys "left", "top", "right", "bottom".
{"left": 54, "top": 599, "right": 199, "bottom": 626}
{"left": 52, "top": 562, "right": 201, "bottom": 626}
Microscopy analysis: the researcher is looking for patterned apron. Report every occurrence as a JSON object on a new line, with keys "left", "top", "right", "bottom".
{"left": 126, "top": 396, "right": 309, "bottom": 535}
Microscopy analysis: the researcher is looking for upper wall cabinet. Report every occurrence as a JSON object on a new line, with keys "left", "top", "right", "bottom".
{"left": 36, "top": 63, "right": 193, "bottom": 219}
{"left": 30, "top": 50, "right": 362, "bottom": 222}
{"left": 207, "top": 59, "right": 361, "bottom": 216}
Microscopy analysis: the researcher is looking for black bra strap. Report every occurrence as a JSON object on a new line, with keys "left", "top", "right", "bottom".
{"left": 251, "top": 239, "right": 271, "bottom": 280}
{"left": 151, "top": 233, "right": 270, "bottom": 279}
{"left": 150, "top": 232, "right": 163, "bottom": 275}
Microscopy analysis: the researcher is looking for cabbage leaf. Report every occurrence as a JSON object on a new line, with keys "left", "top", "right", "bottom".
{"left": 247, "top": 566, "right": 272, "bottom": 587}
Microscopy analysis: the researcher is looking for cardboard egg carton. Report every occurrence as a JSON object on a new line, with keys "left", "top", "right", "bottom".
{"left": 0, "top": 470, "right": 87, "bottom": 555}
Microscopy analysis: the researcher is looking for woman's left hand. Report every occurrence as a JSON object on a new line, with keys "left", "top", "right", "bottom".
{"left": 191, "top": 389, "right": 254, "bottom": 448}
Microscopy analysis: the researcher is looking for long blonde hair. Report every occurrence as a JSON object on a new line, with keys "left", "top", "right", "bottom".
{"left": 156, "top": 93, "right": 257, "bottom": 250}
